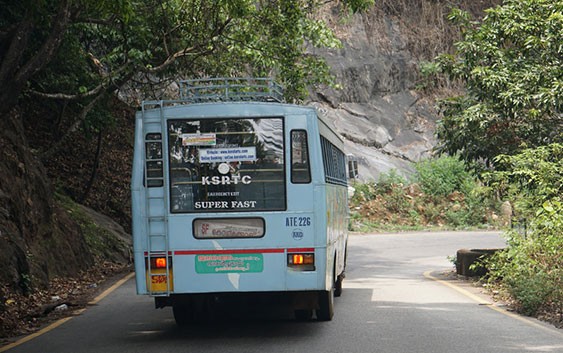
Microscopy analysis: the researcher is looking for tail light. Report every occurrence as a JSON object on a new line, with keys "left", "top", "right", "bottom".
{"left": 288, "top": 253, "right": 315, "bottom": 271}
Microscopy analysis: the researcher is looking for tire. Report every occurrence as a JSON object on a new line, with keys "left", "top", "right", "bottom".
{"left": 335, "top": 245, "right": 347, "bottom": 298}
{"left": 294, "top": 309, "right": 313, "bottom": 321}
{"left": 173, "top": 302, "right": 194, "bottom": 326}
{"left": 316, "top": 273, "right": 335, "bottom": 321}
{"left": 334, "top": 274, "right": 343, "bottom": 298}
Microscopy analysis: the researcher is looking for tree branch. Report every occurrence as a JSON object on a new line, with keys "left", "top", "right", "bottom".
{"left": 14, "top": 0, "right": 72, "bottom": 85}
{"left": 0, "top": 1, "right": 74, "bottom": 115}
{"left": 74, "top": 15, "right": 117, "bottom": 26}
{"left": 144, "top": 18, "right": 232, "bottom": 74}
{"left": 40, "top": 92, "right": 105, "bottom": 161}
{"left": 40, "top": 69, "right": 135, "bottom": 160}
{"left": 0, "top": 16, "right": 33, "bottom": 84}
{"left": 29, "top": 84, "right": 105, "bottom": 100}
{"left": 28, "top": 60, "right": 130, "bottom": 101}
{"left": 144, "top": 44, "right": 202, "bottom": 73}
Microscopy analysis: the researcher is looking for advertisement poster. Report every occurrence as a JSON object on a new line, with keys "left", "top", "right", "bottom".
{"left": 195, "top": 254, "right": 264, "bottom": 273}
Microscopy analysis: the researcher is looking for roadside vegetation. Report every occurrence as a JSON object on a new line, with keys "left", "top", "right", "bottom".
{"left": 349, "top": 147, "right": 562, "bottom": 326}
{"left": 483, "top": 145, "right": 562, "bottom": 323}
{"left": 349, "top": 155, "right": 500, "bottom": 233}
{"left": 423, "top": 0, "right": 562, "bottom": 326}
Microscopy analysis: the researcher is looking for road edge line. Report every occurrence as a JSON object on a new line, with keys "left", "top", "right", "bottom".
{"left": 88, "top": 272, "right": 135, "bottom": 305}
{"left": 0, "top": 272, "right": 135, "bottom": 353}
{"left": 424, "top": 270, "right": 562, "bottom": 338}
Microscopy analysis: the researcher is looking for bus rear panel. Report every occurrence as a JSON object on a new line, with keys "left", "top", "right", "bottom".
{"left": 132, "top": 81, "right": 348, "bottom": 323}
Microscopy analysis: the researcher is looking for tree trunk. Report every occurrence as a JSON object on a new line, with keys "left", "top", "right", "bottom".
{"left": 80, "top": 129, "right": 104, "bottom": 203}
{"left": 0, "top": 0, "right": 71, "bottom": 116}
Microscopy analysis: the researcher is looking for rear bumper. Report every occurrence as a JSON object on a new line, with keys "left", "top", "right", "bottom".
{"left": 135, "top": 248, "right": 326, "bottom": 295}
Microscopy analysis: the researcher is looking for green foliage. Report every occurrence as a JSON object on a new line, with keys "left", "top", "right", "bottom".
{"left": 343, "top": 0, "right": 375, "bottom": 13}
{"left": 0, "top": 0, "right": 377, "bottom": 168}
{"left": 487, "top": 200, "right": 563, "bottom": 315}
{"left": 435, "top": 0, "right": 563, "bottom": 167}
{"left": 435, "top": 0, "right": 563, "bottom": 317}
{"left": 349, "top": 158, "right": 492, "bottom": 232}
{"left": 375, "top": 169, "right": 408, "bottom": 193}
{"left": 414, "top": 155, "right": 491, "bottom": 227}
{"left": 484, "top": 143, "right": 563, "bottom": 217}
{"left": 350, "top": 170, "right": 406, "bottom": 203}
{"left": 484, "top": 144, "right": 562, "bottom": 316}
{"left": 215, "top": 1, "right": 343, "bottom": 99}
{"left": 351, "top": 181, "right": 377, "bottom": 202}
{"left": 2, "top": 0, "right": 372, "bottom": 131}
{"left": 416, "top": 60, "right": 443, "bottom": 91}
{"left": 414, "top": 155, "right": 474, "bottom": 197}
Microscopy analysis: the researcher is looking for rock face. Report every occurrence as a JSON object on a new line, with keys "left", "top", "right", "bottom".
{"left": 309, "top": 8, "right": 442, "bottom": 181}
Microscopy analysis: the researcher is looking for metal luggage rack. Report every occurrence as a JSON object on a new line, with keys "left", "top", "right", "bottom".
{"left": 179, "top": 77, "right": 284, "bottom": 103}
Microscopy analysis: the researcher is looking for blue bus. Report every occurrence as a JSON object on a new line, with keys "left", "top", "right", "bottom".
{"left": 131, "top": 78, "right": 348, "bottom": 323}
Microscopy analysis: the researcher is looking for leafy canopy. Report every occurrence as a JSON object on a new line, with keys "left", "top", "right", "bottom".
{"left": 435, "top": 0, "right": 563, "bottom": 168}
{"left": 483, "top": 143, "right": 563, "bottom": 217}
{"left": 1, "top": 0, "right": 372, "bottom": 107}
{"left": 1, "top": 0, "right": 373, "bottom": 156}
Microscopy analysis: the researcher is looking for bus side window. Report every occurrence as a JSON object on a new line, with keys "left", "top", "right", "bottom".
{"left": 291, "top": 130, "right": 311, "bottom": 184}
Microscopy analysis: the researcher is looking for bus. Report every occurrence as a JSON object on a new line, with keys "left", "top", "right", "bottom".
{"left": 131, "top": 78, "right": 348, "bottom": 324}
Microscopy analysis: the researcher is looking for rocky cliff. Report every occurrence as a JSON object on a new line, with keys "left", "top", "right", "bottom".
{"left": 310, "top": 1, "right": 498, "bottom": 180}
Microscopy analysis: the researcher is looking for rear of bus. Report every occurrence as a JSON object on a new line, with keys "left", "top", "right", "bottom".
{"left": 131, "top": 101, "right": 346, "bottom": 323}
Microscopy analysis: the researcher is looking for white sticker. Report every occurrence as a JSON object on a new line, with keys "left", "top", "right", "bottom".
{"left": 182, "top": 133, "right": 216, "bottom": 146}
{"left": 199, "top": 147, "right": 256, "bottom": 163}
{"left": 218, "top": 163, "right": 230, "bottom": 175}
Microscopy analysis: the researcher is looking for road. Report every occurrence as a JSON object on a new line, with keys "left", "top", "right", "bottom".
{"left": 4, "top": 231, "right": 562, "bottom": 353}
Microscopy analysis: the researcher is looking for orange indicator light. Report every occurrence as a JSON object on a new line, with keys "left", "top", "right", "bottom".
{"left": 155, "top": 257, "right": 166, "bottom": 268}
{"left": 293, "top": 254, "right": 304, "bottom": 265}
{"left": 288, "top": 253, "right": 314, "bottom": 267}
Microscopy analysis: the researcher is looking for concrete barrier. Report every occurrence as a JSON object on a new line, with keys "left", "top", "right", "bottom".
{"left": 456, "top": 248, "right": 503, "bottom": 277}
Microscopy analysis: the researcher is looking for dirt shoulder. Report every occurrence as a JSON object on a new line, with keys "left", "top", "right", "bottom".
{"left": 1, "top": 263, "right": 133, "bottom": 345}
{"left": 429, "top": 270, "right": 562, "bottom": 330}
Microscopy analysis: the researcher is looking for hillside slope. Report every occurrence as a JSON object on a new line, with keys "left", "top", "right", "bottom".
{"left": 311, "top": 1, "right": 500, "bottom": 180}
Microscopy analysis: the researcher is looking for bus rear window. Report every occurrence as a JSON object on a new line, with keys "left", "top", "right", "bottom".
{"left": 168, "top": 117, "right": 286, "bottom": 213}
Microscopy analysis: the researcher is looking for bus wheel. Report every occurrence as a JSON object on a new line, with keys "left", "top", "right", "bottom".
{"left": 334, "top": 274, "right": 343, "bottom": 298}
{"left": 294, "top": 309, "right": 313, "bottom": 321}
{"left": 173, "top": 302, "right": 194, "bottom": 326}
{"left": 316, "top": 278, "right": 334, "bottom": 321}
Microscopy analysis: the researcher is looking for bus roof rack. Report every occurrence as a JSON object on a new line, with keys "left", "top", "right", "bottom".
{"left": 179, "top": 77, "right": 284, "bottom": 103}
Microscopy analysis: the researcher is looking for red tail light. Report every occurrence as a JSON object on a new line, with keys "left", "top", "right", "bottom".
{"left": 288, "top": 253, "right": 315, "bottom": 270}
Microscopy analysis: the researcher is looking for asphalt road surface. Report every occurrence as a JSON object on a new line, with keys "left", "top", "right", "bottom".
{"left": 4, "top": 231, "right": 563, "bottom": 353}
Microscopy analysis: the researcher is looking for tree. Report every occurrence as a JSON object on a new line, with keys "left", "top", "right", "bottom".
{"left": 434, "top": 1, "right": 563, "bottom": 321}
{"left": 435, "top": 0, "right": 563, "bottom": 168}
{"left": 0, "top": 0, "right": 374, "bottom": 292}
{"left": 1, "top": 0, "right": 376, "bottom": 157}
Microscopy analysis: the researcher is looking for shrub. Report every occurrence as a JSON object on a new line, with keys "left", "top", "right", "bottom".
{"left": 485, "top": 144, "right": 563, "bottom": 318}
{"left": 375, "top": 169, "right": 408, "bottom": 193}
{"left": 487, "top": 200, "right": 563, "bottom": 315}
{"left": 348, "top": 161, "right": 491, "bottom": 230}
{"left": 350, "top": 181, "right": 377, "bottom": 203}
{"left": 414, "top": 155, "right": 475, "bottom": 197}
{"left": 485, "top": 143, "right": 563, "bottom": 218}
